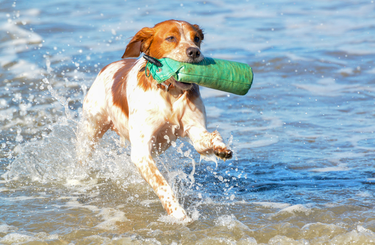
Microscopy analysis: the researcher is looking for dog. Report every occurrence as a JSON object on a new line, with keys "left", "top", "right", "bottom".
{"left": 77, "top": 20, "right": 232, "bottom": 222}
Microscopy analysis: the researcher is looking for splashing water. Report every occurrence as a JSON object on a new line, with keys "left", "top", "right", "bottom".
{"left": 1, "top": 0, "right": 375, "bottom": 244}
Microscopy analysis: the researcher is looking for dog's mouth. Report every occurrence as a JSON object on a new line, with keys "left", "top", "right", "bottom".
{"left": 165, "top": 56, "right": 202, "bottom": 90}
{"left": 142, "top": 54, "right": 197, "bottom": 91}
{"left": 171, "top": 78, "right": 193, "bottom": 90}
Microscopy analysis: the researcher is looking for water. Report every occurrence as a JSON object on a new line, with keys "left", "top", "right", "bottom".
{"left": 1, "top": 0, "right": 375, "bottom": 244}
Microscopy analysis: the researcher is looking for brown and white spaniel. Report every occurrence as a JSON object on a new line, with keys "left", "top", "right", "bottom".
{"left": 77, "top": 20, "right": 232, "bottom": 222}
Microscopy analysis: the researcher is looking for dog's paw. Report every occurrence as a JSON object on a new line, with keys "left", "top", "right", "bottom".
{"left": 167, "top": 206, "right": 193, "bottom": 224}
{"left": 214, "top": 148, "right": 233, "bottom": 160}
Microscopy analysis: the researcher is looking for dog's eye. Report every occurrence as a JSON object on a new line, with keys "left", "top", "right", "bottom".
{"left": 166, "top": 36, "right": 175, "bottom": 42}
{"left": 194, "top": 36, "right": 200, "bottom": 43}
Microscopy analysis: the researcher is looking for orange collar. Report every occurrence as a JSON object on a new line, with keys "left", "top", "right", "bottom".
{"left": 157, "top": 80, "right": 174, "bottom": 92}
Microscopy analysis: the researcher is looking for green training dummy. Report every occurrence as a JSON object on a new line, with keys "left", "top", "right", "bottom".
{"left": 144, "top": 55, "right": 254, "bottom": 96}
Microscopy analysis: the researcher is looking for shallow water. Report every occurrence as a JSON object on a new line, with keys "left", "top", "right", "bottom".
{"left": 1, "top": 0, "right": 375, "bottom": 244}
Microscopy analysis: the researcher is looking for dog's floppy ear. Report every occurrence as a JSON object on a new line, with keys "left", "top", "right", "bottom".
{"left": 193, "top": 24, "right": 204, "bottom": 41}
{"left": 122, "top": 27, "right": 154, "bottom": 58}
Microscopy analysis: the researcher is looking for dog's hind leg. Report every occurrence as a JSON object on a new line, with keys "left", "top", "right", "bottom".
{"left": 76, "top": 112, "right": 112, "bottom": 164}
{"left": 76, "top": 77, "right": 112, "bottom": 163}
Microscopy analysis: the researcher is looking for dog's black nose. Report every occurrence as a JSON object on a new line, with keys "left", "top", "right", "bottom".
{"left": 186, "top": 47, "right": 201, "bottom": 59}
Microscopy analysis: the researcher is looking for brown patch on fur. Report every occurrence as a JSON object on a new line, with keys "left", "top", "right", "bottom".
{"left": 120, "top": 20, "right": 206, "bottom": 93}
{"left": 164, "top": 204, "right": 172, "bottom": 215}
{"left": 137, "top": 69, "right": 153, "bottom": 91}
{"left": 111, "top": 59, "right": 137, "bottom": 117}
{"left": 210, "top": 130, "right": 221, "bottom": 144}
{"left": 148, "top": 162, "right": 167, "bottom": 187}
{"left": 139, "top": 156, "right": 167, "bottom": 188}
{"left": 122, "top": 27, "right": 154, "bottom": 58}
{"left": 122, "top": 20, "right": 204, "bottom": 60}
{"left": 148, "top": 25, "right": 180, "bottom": 59}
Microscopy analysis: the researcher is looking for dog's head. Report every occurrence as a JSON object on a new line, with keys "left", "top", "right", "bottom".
{"left": 122, "top": 20, "right": 204, "bottom": 64}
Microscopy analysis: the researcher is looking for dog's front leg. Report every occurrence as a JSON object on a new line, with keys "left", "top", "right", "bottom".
{"left": 182, "top": 95, "right": 232, "bottom": 160}
{"left": 129, "top": 123, "right": 191, "bottom": 222}
{"left": 187, "top": 126, "right": 233, "bottom": 160}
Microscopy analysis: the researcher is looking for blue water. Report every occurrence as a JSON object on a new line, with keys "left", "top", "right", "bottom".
{"left": 1, "top": 0, "right": 375, "bottom": 244}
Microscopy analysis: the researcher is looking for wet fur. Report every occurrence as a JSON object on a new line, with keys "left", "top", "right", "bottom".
{"left": 77, "top": 20, "right": 232, "bottom": 222}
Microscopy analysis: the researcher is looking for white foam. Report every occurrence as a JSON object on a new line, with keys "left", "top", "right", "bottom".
{"left": 157, "top": 214, "right": 193, "bottom": 225}
{"left": 0, "top": 232, "right": 59, "bottom": 244}
{"left": 64, "top": 179, "right": 85, "bottom": 186}
{"left": 300, "top": 222, "right": 347, "bottom": 239}
{"left": 0, "top": 108, "right": 14, "bottom": 122}
{"left": 277, "top": 204, "right": 312, "bottom": 216}
{"left": 64, "top": 177, "right": 98, "bottom": 189}
{"left": 327, "top": 225, "right": 375, "bottom": 244}
{"left": 268, "top": 235, "right": 307, "bottom": 245}
{"left": 214, "top": 214, "right": 251, "bottom": 231}
{"left": 95, "top": 208, "right": 128, "bottom": 230}
{"left": 198, "top": 236, "right": 256, "bottom": 245}
{"left": 64, "top": 200, "right": 100, "bottom": 213}
{"left": 0, "top": 233, "right": 36, "bottom": 244}
{"left": 253, "top": 202, "right": 291, "bottom": 209}
{"left": 140, "top": 199, "right": 160, "bottom": 207}
{"left": 3, "top": 120, "right": 141, "bottom": 185}
{"left": 0, "top": 223, "right": 17, "bottom": 233}
{"left": 1, "top": 195, "right": 46, "bottom": 202}
{"left": 356, "top": 191, "right": 373, "bottom": 198}
{"left": 357, "top": 225, "right": 373, "bottom": 233}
